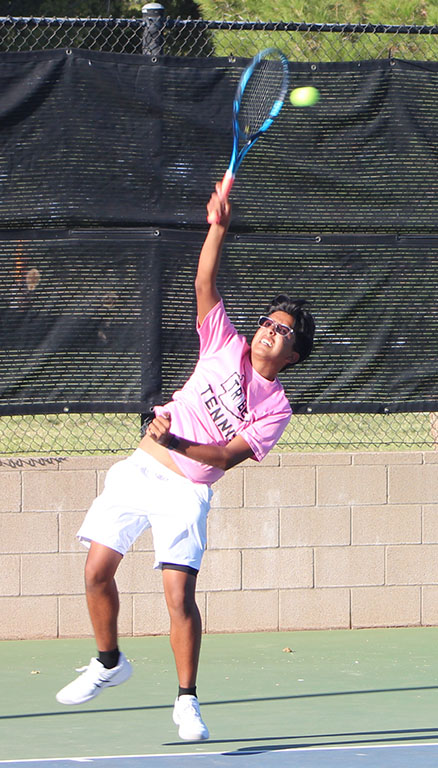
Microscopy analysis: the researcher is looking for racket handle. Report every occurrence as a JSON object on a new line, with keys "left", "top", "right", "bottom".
{"left": 207, "top": 171, "right": 235, "bottom": 224}
{"left": 219, "top": 170, "right": 235, "bottom": 199}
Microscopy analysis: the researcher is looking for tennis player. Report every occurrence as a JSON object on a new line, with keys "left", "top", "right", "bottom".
{"left": 56, "top": 187, "right": 315, "bottom": 741}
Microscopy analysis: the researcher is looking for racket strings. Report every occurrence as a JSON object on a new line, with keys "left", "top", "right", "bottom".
{"left": 238, "top": 58, "right": 285, "bottom": 137}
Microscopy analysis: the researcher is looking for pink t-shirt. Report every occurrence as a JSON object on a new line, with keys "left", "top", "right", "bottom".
{"left": 155, "top": 300, "right": 292, "bottom": 485}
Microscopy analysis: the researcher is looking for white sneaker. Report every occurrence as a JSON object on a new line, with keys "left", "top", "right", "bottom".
{"left": 56, "top": 653, "right": 132, "bottom": 705}
{"left": 173, "top": 695, "right": 209, "bottom": 741}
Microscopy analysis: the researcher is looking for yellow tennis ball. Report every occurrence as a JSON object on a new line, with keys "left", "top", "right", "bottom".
{"left": 289, "top": 86, "right": 320, "bottom": 107}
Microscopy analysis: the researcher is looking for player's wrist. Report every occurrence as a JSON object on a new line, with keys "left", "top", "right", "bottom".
{"left": 166, "top": 434, "right": 180, "bottom": 451}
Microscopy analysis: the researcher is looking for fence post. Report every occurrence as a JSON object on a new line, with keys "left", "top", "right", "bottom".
{"left": 142, "top": 3, "right": 165, "bottom": 56}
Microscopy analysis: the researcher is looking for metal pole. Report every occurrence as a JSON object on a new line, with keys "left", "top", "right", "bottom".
{"left": 142, "top": 3, "right": 165, "bottom": 56}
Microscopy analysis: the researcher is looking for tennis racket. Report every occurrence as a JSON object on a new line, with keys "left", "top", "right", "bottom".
{"left": 208, "top": 47, "right": 289, "bottom": 224}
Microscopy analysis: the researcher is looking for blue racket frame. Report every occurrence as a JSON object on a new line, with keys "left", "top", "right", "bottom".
{"left": 230, "top": 47, "right": 290, "bottom": 177}
{"left": 207, "top": 48, "right": 289, "bottom": 222}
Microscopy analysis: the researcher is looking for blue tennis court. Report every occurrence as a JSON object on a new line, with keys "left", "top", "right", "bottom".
{"left": 2, "top": 744, "right": 438, "bottom": 767}
{"left": 1, "top": 628, "right": 438, "bottom": 766}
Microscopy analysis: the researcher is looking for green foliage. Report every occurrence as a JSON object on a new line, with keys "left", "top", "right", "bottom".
{"left": 0, "top": 1, "right": 131, "bottom": 16}
{"left": 126, "top": 0, "right": 202, "bottom": 19}
{"left": 1, "top": 0, "right": 437, "bottom": 24}
{"left": 196, "top": 0, "right": 437, "bottom": 24}
{"left": 0, "top": 0, "right": 201, "bottom": 18}
{"left": 193, "top": 0, "right": 438, "bottom": 61}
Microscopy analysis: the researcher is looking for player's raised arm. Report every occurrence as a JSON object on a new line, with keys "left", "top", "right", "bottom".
{"left": 195, "top": 187, "right": 231, "bottom": 325}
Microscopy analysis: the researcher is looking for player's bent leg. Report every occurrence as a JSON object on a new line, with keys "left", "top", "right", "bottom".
{"left": 56, "top": 542, "right": 132, "bottom": 706}
{"left": 84, "top": 541, "right": 123, "bottom": 651}
{"left": 162, "top": 565, "right": 201, "bottom": 688}
{"left": 162, "top": 565, "right": 209, "bottom": 741}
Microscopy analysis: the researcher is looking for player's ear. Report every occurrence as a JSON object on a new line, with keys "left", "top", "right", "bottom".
{"left": 286, "top": 349, "right": 300, "bottom": 367}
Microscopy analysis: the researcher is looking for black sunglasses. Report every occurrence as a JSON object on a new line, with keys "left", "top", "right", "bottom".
{"left": 258, "top": 316, "right": 294, "bottom": 337}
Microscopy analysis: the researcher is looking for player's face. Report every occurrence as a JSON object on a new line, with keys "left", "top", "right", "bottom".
{"left": 251, "top": 311, "right": 297, "bottom": 373}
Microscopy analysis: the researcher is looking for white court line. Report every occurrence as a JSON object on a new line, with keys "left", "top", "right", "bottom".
{"left": 2, "top": 742, "right": 438, "bottom": 763}
{"left": 238, "top": 742, "right": 438, "bottom": 755}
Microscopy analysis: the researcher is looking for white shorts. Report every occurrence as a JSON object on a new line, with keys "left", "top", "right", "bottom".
{"left": 77, "top": 448, "right": 213, "bottom": 571}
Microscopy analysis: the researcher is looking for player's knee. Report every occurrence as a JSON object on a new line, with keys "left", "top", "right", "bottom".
{"left": 85, "top": 561, "right": 107, "bottom": 590}
{"left": 163, "top": 573, "right": 197, "bottom": 617}
{"left": 84, "top": 553, "right": 118, "bottom": 591}
{"left": 172, "top": 592, "right": 197, "bottom": 618}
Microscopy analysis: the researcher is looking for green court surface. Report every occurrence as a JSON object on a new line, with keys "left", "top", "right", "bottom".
{"left": 1, "top": 628, "right": 438, "bottom": 763}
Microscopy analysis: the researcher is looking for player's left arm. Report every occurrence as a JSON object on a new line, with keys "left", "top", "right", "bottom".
{"left": 146, "top": 413, "right": 253, "bottom": 471}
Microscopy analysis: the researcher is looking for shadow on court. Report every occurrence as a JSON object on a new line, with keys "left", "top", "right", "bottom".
{"left": 220, "top": 727, "right": 438, "bottom": 753}
{"left": 1, "top": 627, "right": 438, "bottom": 761}
{"left": 2, "top": 685, "right": 438, "bottom": 722}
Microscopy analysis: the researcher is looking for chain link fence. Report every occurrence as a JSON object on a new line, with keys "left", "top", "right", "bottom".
{"left": 0, "top": 411, "right": 437, "bottom": 457}
{"left": 1, "top": 13, "right": 438, "bottom": 60}
{"left": 1, "top": 10, "right": 437, "bottom": 454}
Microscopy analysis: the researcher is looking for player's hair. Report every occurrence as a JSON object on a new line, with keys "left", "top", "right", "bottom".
{"left": 266, "top": 294, "right": 315, "bottom": 368}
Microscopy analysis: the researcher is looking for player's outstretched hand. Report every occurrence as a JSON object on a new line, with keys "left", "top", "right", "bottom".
{"left": 207, "top": 185, "right": 231, "bottom": 228}
{"left": 146, "top": 412, "right": 172, "bottom": 446}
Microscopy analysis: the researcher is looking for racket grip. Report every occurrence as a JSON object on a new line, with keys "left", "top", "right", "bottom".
{"left": 220, "top": 170, "right": 235, "bottom": 199}
{"left": 207, "top": 171, "right": 235, "bottom": 224}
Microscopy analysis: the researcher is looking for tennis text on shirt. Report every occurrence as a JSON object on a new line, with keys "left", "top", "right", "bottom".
{"left": 154, "top": 300, "right": 292, "bottom": 485}
{"left": 201, "top": 372, "right": 247, "bottom": 440}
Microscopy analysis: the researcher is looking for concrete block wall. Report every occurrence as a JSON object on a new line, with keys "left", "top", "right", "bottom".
{"left": 0, "top": 451, "right": 437, "bottom": 639}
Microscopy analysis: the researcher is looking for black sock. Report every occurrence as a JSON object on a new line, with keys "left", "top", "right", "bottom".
{"left": 98, "top": 647, "right": 120, "bottom": 669}
{"left": 178, "top": 685, "right": 197, "bottom": 698}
